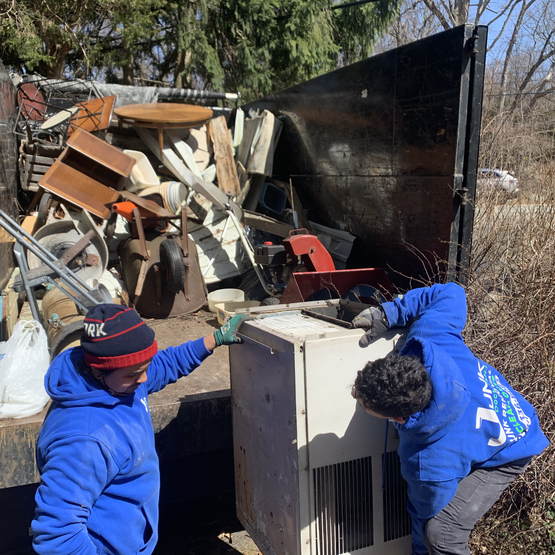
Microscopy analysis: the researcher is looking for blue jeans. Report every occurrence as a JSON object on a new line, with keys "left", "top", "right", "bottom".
{"left": 425, "top": 461, "right": 530, "bottom": 555}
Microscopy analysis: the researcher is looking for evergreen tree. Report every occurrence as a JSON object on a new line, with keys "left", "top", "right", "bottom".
{"left": 0, "top": 0, "right": 400, "bottom": 97}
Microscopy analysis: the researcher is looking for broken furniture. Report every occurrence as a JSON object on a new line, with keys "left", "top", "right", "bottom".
{"left": 40, "top": 106, "right": 79, "bottom": 132}
{"left": 114, "top": 103, "right": 213, "bottom": 159}
{"left": 135, "top": 124, "right": 244, "bottom": 221}
{"left": 18, "top": 143, "right": 64, "bottom": 193}
{"left": 67, "top": 95, "right": 116, "bottom": 137}
{"left": 38, "top": 128, "right": 135, "bottom": 219}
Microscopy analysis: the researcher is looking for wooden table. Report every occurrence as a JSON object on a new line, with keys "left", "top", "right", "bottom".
{"left": 114, "top": 103, "right": 213, "bottom": 155}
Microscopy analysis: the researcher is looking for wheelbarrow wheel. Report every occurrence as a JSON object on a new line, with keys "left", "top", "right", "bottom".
{"left": 159, "top": 238, "right": 186, "bottom": 293}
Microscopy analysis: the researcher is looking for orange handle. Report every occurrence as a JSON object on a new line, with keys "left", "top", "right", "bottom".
{"left": 112, "top": 201, "right": 156, "bottom": 221}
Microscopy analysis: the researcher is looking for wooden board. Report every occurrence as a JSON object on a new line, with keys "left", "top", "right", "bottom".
{"left": 38, "top": 157, "right": 120, "bottom": 220}
{"left": 67, "top": 128, "right": 135, "bottom": 181}
{"left": 242, "top": 209, "right": 294, "bottom": 237}
{"left": 18, "top": 153, "right": 57, "bottom": 192}
{"left": 208, "top": 116, "right": 241, "bottom": 196}
{"left": 67, "top": 95, "right": 116, "bottom": 137}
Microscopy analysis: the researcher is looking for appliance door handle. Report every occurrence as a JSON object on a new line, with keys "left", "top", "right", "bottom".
{"left": 236, "top": 333, "right": 279, "bottom": 355}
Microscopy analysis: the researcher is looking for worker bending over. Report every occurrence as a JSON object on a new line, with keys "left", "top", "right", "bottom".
{"left": 351, "top": 283, "right": 548, "bottom": 555}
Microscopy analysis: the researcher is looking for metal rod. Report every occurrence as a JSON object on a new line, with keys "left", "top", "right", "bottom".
{"left": 0, "top": 209, "right": 99, "bottom": 306}
{"left": 13, "top": 244, "right": 42, "bottom": 322}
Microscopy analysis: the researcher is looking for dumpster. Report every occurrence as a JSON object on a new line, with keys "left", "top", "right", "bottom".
{"left": 243, "top": 24, "right": 485, "bottom": 290}
{"left": 0, "top": 23, "right": 486, "bottom": 555}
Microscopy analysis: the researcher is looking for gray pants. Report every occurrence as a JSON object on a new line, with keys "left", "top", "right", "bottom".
{"left": 425, "top": 462, "right": 530, "bottom": 555}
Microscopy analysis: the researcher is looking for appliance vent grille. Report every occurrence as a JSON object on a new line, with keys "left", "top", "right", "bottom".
{"left": 314, "top": 456, "right": 373, "bottom": 555}
{"left": 382, "top": 450, "right": 411, "bottom": 542}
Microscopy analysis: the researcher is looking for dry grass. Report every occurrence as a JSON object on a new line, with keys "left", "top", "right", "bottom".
{"left": 463, "top": 169, "right": 555, "bottom": 554}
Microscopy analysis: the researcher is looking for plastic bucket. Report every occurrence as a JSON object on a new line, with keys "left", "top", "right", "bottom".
{"left": 123, "top": 150, "right": 159, "bottom": 192}
{"left": 207, "top": 288, "right": 245, "bottom": 313}
{"left": 160, "top": 181, "right": 187, "bottom": 215}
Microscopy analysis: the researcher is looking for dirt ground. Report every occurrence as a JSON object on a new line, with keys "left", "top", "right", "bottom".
{"left": 145, "top": 307, "right": 223, "bottom": 350}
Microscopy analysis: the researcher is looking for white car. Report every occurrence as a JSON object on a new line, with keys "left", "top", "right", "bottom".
{"left": 477, "top": 168, "right": 519, "bottom": 198}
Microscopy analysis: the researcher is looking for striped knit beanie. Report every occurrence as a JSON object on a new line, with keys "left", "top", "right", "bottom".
{"left": 81, "top": 304, "right": 158, "bottom": 370}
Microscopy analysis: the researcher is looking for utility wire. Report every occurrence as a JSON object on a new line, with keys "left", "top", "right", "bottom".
{"left": 275, "top": 0, "right": 381, "bottom": 21}
{"left": 487, "top": 90, "right": 555, "bottom": 96}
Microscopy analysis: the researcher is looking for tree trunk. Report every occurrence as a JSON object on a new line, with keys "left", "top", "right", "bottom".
{"left": 122, "top": 46, "right": 134, "bottom": 86}
{"left": 496, "top": 0, "right": 537, "bottom": 116}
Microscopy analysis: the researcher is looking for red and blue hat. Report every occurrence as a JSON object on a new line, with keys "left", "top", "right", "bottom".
{"left": 81, "top": 304, "right": 158, "bottom": 370}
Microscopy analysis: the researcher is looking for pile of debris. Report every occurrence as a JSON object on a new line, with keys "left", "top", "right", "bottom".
{"left": 3, "top": 75, "right": 372, "bottom": 358}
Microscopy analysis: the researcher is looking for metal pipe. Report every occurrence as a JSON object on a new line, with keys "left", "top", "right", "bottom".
{"left": 225, "top": 210, "right": 277, "bottom": 296}
{"left": 13, "top": 244, "right": 42, "bottom": 322}
{"left": 0, "top": 208, "right": 95, "bottom": 293}
{"left": 22, "top": 76, "right": 239, "bottom": 101}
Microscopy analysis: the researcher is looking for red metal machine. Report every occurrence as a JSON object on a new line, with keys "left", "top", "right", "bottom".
{"left": 271, "top": 230, "right": 393, "bottom": 305}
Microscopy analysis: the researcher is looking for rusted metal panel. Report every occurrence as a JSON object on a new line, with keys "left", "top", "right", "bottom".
{"left": 0, "top": 61, "right": 18, "bottom": 291}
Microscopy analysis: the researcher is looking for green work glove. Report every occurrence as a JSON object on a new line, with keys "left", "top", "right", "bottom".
{"left": 213, "top": 314, "right": 252, "bottom": 347}
{"left": 351, "top": 306, "right": 389, "bottom": 348}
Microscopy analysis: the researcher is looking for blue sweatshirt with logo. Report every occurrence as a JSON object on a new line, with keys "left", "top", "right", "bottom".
{"left": 380, "top": 283, "right": 549, "bottom": 555}
{"left": 31, "top": 338, "right": 211, "bottom": 555}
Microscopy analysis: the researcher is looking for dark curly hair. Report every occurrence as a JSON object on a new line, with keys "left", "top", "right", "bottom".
{"left": 353, "top": 354, "right": 432, "bottom": 418}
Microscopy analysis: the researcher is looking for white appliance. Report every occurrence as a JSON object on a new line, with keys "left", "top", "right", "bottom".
{"left": 229, "top": 302, "right": 412, "bottom": 555}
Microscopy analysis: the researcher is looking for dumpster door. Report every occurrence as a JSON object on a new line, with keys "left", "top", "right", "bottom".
{"left": 244, "top": 24, "right": 487, "bottom": 289}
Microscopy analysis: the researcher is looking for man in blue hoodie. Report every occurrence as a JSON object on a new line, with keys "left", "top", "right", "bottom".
{"left": 351, "top": 283, "right": 549, "bottom": 555}
{"left": 31, "top": 304, "right": 248, "bottom": 555}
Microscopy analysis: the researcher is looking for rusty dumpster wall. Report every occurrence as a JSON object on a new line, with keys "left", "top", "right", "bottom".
{"left": 0, "top": 61, "right": 18, "bottom": 291}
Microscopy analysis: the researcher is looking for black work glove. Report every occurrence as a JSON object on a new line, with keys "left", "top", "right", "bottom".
{"left": 351, "top": 306, "right": 389, "bottom": 347}
{"left": 213, "top": 314, "right": 252, "bottom": 346}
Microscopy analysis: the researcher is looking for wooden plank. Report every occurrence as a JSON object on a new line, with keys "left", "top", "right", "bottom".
{"left": 119, "top": 190, "right": 175, "bottom": 218}
{"left": 271, "top": 178, "right": 312, "bottom": 232}
{"left": 20, "top": 215, "right": 38, "bottom": 236}
{"left": 22, "top": 154, "right": 56, "bottom": 165}
{"left": 25, "top": 162, "right": 52, "bottom": 174}
{"left": 208, "top": 116, "right": 241, "bottom": 196}
{"left": 247, "top": 110, "right": 282, "bottom": 176}
{"left": 2, "top": 269, "right": 20, "bottom": 341}
{"left": 38, "top": 158, "right": 120, "bottom": 220}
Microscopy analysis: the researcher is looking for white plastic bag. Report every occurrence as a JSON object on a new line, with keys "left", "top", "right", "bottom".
{"left": 0, "top": 320, "right": 50, "bottom": 419}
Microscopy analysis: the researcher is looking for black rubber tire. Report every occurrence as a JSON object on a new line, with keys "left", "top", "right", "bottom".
{"left": 37, "top": 192, "right": 53, "bottom": 227}
{"left": 260, "top": 296, "right": 281, "bottom": 306}
{"left": 159, "top": 238, "right": 186, "bottom": 293}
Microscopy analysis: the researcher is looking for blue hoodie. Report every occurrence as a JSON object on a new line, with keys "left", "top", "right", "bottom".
{"left": 380, "top": 283, "right": 549, "bottom": 555}
{"left": 31, "top": 338, "right": 212, "bottom": 555}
